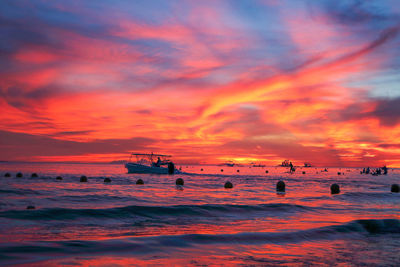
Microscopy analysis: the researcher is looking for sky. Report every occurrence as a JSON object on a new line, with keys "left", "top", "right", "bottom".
{"left": 0, "top": 0, "right": 400, "bottom": 166}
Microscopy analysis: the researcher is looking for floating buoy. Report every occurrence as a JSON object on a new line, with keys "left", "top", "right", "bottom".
{"left": 201, "top": 168, "right": 203, "bottom": 171}
{"left": 16, "top": 172, "right": 23, "bottom": 178}
{"left": 176, "top": 178, "right": 184, "bottom": 186}
{"left": 80, "top": 176, "right": 87, "bottom": 182}
{"left": 26, "top": 205, "right": 35, "bottom": 210}
{"left": 4, "top": 173, "right": 11, "bottom": 177}
{"left": 56, "top": 176, "right": 63, "bottom": 180}
{"left": 221, "top": 169, "right": 224, "bottom": 172}
{"left": 237, "top": 169, "right": 240, "bottom": 173}
{"left": 391, "top": 184, "right": 399, "bottom": 193}
{"left": 265, "top": 170, "right": 268, "bottom": 174}
{"left": 302, "top": 171, "right": 306, "bottom": 174}
{"left": 331, "top": 184, "right": 340, "bottom": 194}
{"left": 31, "top": 173, "right": 38, "bottom": 178}
{"left": 337, "top": 172, "right": 341, "bottom": 175}
{"left": 104, "top": 178, "right": 111, "bottom": 183}
{"left": 168, "top": 162, "right": 175, "bottom": 174}
{"left": 224, "top": 181, "right": 233, "bottom": 189}
{"left": 136, "top": 179, "right": 144, "bottom": 185}
{"left": 276, "top": 181, "right": 285, "bottom": 192}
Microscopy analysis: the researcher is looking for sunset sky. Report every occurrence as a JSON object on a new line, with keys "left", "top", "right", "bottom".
{"left": 1, "top": 0, "right": 400, "bottom": 166}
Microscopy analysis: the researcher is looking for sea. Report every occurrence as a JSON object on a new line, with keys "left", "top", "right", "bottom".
{"left": 0, "top": 162, "right": 399, "bottom": 266}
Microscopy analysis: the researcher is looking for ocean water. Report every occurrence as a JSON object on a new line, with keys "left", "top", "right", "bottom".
{"left": 0, "top": 162, "right": 399, "bottom": 266}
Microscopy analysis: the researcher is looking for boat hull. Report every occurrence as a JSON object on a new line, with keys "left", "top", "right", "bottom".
{"left": 125, "top": 163, "right": 175, "bottom": 174}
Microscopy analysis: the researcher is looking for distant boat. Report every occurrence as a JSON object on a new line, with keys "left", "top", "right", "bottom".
{"left": 218, "top": 161, "right": 236, "bottom": 167}
{"left": 279, "top": 160, "right": 291, "bottom": 167}
{"left": 252, "top": 163, "right": 266, "bottom": 167}
{"left": 304, "top": 162, "right": 312, "bottom": 167}
{"left": 125, "top": 153, "right": 179, "bottom": 174}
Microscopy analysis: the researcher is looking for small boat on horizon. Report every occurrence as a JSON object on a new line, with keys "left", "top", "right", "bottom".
{"left": 252, "top": 163, "right": 266, "bottom": 167}
{"left": 218, "top": 161, "right": 236, "bottom": 167}
{"left": 125, "top": 153, "right": 179, "bottom": 174}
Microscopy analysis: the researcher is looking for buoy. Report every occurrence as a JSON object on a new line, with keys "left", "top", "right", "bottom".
{"left": 80, "top": 176, "right": 87, "bottom": 182}
{"left": 391, "top": 184, "right": 399, "bottom": 193}
{"left": 276, "top": 181, "right": 285, "bottom": 192}
{"left": 302, "top": 171, "right": 306, "bottom": 174}
{"left": 104, "top": 178, "right": 111, "bottom": 183}
{"left": 56, "top": 176, "right": 63, "bottom": 180}
{"left": 265, "top": 170, "right": 269, "bottom": 174}
{"left": 26, "top": 205, "right": 35, "bottom": 210}
{"left": 4, "top": 173, "right": 11, "bottom": 177}
{"left": 31, "top": 173, "right": 38, "bottom": 178}
{"left": 136, "top": 179, "right": 144, "bottom": 185}
{"left": 16, "top": 172, "right": 23, "bottom": 178}
{"left": 176, "top": 178, "right": 184, "bottom": 186}
{"left": 224, "top": 181, "right": 233, "bottom": 189}
{"left": 221, "top": 169, "right": 224, "bottom": 172}
{"left": 337, "top": 172, "right": 341, "bottom": 175}
{"left": 201, "top": 168, "right": 203, "bottom": 171}
{"left": 331, "top": 184, "right": 340, "bottom": 194}
{"left": 168, "top": 162, "right": 175, "bottom": 174}
{"left": 237, "top": 169, "right": 240, "bottom": 173}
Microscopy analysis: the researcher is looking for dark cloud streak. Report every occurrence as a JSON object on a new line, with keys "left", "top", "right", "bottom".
{"left": 0, "top": 130, "right": 154, "bottom": 160}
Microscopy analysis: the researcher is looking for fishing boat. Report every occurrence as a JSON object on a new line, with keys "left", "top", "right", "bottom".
{"left": 125, "top": 153, "right": 179, "bottom": 174}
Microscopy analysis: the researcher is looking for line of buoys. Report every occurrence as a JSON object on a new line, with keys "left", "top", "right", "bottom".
{"left": 391, "top": 184, "right": 399, "bottom": 193}
{"left": 224, "top": 181, "right": 233, "bottom": 188}
{"left": 276, "top": 181, "right": 285, "bottom": 192}
{"left": 176, "top": 178, "right": 184, "bottom": 186}
{"left": 26, "top": 205, "right": 35, "bottom": 210}
{"left": 3, "top": 171, "right": 397, "bottom": 195}
{"left": 330, "top": 184, "right": 340, "bottom": 194}
{"left": 31, "top": 173, "right": 38, "bottom": 178}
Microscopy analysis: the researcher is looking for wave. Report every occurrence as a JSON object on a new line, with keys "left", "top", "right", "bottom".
{"left": 0, "top": 219, "right": 398, "bottom": 259}
{"left": 0, "top": 189, "right": 41, "bottom": 195}
{"left": 0, "top": 203, "right": 312, "bottom": 221}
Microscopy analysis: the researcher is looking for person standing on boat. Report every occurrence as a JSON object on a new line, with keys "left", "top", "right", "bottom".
{"left": 155, "top": 157, "right": 162, "bottom": 167}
